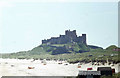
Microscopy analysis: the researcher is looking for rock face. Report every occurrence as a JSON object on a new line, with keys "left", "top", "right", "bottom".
{"left": 42, "top": 30, "right": 86, "bottom": 45}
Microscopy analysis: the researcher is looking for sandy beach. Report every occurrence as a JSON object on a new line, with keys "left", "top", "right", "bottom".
{"left": 0, "top": 58, "right": 119, "bottom": 78}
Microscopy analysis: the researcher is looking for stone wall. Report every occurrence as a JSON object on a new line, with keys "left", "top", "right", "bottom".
{"left": 42, "top": 30, "right": 86, "bottom": 44}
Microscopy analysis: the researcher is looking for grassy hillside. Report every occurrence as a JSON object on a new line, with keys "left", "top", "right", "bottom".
{"left": 106, "top": 45, "right": 118, "bottom": 50}
{"left": 1, "top": 43, "right": 119, "bottom": 64}
{"left": 40, "top": 43, "right": 93, "bottom": 54}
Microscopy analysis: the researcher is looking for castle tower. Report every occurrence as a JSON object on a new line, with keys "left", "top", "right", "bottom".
{"left": 65, "top": 30, "right": 77, "bottom": 38}
{"left": 82, "top": 34, "right": 86, "bottom": 44}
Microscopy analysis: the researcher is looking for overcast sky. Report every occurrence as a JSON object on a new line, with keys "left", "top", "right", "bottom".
{"left": 0, "top": 0, "right": 118, "bottom": 53}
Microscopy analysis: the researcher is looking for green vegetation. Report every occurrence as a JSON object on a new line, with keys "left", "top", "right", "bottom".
{"left": 100, "top": 73, "right": 120, "bottom": 78}
{"left": 1, "top": 43, "right": 119, "bottom": 64}
{"left": 1, "top": 44, "right": 119, "bottom": 78}
{"left": 106, "top": 45, "right": 118, "bottom": 50}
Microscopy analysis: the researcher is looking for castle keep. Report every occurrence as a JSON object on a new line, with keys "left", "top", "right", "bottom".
{"left": 42, "top": 30, "right": 86, "bottom": 44}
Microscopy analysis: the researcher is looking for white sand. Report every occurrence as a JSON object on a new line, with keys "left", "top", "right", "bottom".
{"left": 0, "top": 58, "right": 119, "bottom": 77}
{"left": 0, "top": 59, "right": 78, "bottom": 77}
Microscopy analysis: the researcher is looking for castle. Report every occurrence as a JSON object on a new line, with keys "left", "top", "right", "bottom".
{"left": 42, "top": 30, "right": 86, "bottom": 44}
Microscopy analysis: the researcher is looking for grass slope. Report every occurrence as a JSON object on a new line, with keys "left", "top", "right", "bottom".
{"left": 1, "top": 44, "right": 119, "bottom": 64}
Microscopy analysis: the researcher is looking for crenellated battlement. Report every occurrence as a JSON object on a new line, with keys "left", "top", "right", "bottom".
{"left": 42, "top": 30, "right": 86, "bottom": 44}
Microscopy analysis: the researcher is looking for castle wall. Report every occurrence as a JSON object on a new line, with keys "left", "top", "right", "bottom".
{"left": 42, "top": 40, "right": 47, "bottom": 44}
{"left": 50, "top": 37, "right": 58, "bottom": 44}
{"left": 74, "top": 36, "right": 82, "bottom": 43}
{"left": 42, "top": 30, "right": 86, "bottom": 44}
